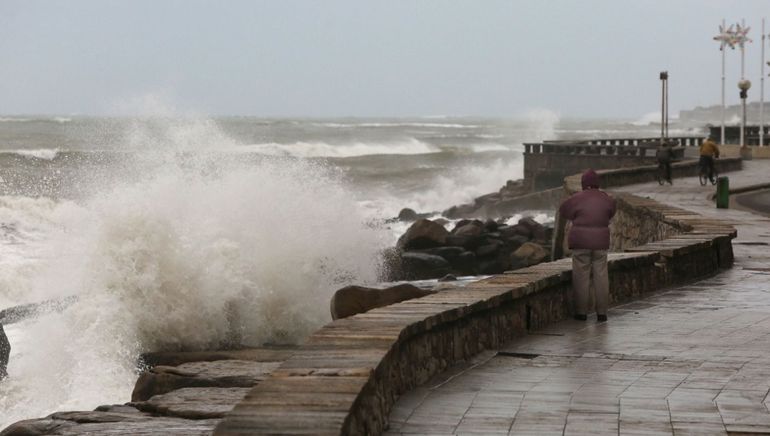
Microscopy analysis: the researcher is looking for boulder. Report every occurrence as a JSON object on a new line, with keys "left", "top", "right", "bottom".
{"left": 453, "top": 221, "right": 484, "bottom": 237}
{"left": 396, "top": 219, "right": 449, "bottom": 250}
{"left": 509, "top": 242, "right": 549, "bottom": 270}
{"left": 445, "top": 234, "right": 485, "bottom": 250}
{"left": 518, "top": 217, "right": 547, "bottom": 242}
{"left": 433, "top": 217, "right": 450, "bottom": 227}
{"left": 452, "top": 251, "right": 478, "bottom": 275}
{"left": 504, "top": 234, "right": 530, "bottom": 251}
{"left": 397, "top": 208, "right": 419, "bottom": 221}
{"left": 438, "top": 274, "right": 458, "bottom": 282}
{"left": 475, "top": 241, "right": 502, "bottom": 258}
{"left": 401, "top": 252, "right": 452, "bottom": 280}
{"left": 450, "top": 219, "right": 473, "bottom": 233}
{"left": 484, "top": 219, "right": 499, "bottom": 232}
{"left": 500, "top": 223, "right": 531, "bottom": 239}
{"left": 0, "top": 324, "right": 8, "bottom": 380}
{"left": 477, "top": 259, "right": 505, "bottom": 275}
{"left": 329, "top": 283, "right": 435, "bottom": 320}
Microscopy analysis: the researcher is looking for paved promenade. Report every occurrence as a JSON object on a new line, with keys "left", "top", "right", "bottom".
{"left": 387, "top": 161, "right": 770, "bottom": 435}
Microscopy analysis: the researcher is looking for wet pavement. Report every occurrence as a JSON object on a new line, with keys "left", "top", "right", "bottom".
{"left": 386, "top": 161, "right": 770, "bottom": 435}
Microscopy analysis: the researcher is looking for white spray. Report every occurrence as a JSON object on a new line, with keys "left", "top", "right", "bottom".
{"left": 0, "top": 117, "right": 388, "bottom": 426}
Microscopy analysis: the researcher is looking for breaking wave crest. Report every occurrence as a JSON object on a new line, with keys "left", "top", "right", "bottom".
{"left": 0, "top": 117, "right": 388, "bottom": 426}
{"left": 238, "top": 138, "right": 439, "bottom": 157}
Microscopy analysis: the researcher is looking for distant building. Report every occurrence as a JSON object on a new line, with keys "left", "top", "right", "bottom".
{"left": 680, "top": 102, "right": 770, "bottom": 125}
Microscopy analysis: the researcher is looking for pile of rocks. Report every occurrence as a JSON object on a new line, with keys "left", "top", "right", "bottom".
{"left": 442, "top": 179, "right": 530, "bottom": 219}
{"left": 384, "top": 216, "right": 552, "bottom": 281}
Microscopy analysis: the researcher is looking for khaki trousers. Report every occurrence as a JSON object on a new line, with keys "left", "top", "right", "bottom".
{"left": 571, "top": 249, "right": 609, "bottom": 316}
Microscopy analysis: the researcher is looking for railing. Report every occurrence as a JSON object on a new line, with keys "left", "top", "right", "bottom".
{"left": 524, "top": 136, "right": 704, "bottom": 155}
{"left": 708, "top": 125, "right": 770, "bottom": 146}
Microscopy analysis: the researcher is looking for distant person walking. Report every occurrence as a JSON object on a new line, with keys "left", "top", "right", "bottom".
{"left": 656, "top": 142, "right": 673, "bottom": 184}
{"left": 699, "top": 137, "right": 720, "bottom": 183}
{"left": 559, "top": 169, "right": 617, "bottom": 322}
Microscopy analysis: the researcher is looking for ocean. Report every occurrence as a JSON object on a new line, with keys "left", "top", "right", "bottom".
{"left": 0, "top": 113, "right": 705, "bottom": 426}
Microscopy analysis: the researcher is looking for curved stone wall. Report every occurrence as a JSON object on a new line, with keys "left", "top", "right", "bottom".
{"left": 214, "top": 165, "right": 738, "bottom": 435}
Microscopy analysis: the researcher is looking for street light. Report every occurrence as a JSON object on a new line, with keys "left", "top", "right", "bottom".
{"left": 660, "top": 71, "right": 669, "bottom": 142}
{"left": 739, "top": 79, "right": 752, "bottom": 149}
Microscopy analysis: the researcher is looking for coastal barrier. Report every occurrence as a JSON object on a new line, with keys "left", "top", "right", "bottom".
{"left": 214, "top": 164, "right": 737, "bottom": 435}
{"left": 523, "top": 136, "right": 706, "bottom": 190}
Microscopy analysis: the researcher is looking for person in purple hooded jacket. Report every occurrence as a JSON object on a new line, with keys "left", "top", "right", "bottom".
{"left": 559, "top": 169, "right": 616, "bottom": 322}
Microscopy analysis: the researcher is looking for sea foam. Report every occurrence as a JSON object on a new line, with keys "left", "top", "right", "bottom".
{"left": 0, "top": 117, "right": 388, "bottom": 427}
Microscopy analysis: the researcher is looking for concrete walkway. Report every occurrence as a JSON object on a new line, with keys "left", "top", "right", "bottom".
{"left": 387, "top": 161, "right": 770, "bottom": 435}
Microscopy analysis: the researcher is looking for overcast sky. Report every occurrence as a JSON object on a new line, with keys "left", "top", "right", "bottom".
{"left": 0, "top": 0, "right": 768, "bottom": 118}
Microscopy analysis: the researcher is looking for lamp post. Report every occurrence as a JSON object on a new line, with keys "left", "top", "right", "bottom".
{"left": 713, "top": 20, "right": 735, "bottom": 145}
{"left": 660, "top": 71, "right": 669, "bottom": 143}
{"left": 759, "top": 17, "right": 765, "bottom": 147}
{"left": 739, "top": 79, "right": 752, "bottom": 152}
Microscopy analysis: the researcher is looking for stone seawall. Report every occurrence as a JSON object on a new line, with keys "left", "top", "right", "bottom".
{"left": 214, "top": 167, "right": 737, "bottom": 435}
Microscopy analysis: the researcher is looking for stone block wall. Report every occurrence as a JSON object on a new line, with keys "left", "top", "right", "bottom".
{"left": 609, "top": 194, "right": 691, "bottom": 251}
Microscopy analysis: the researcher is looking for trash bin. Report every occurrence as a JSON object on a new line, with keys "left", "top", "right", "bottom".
{"left": 716, "top": 176, "right": 729, "bottom": 209}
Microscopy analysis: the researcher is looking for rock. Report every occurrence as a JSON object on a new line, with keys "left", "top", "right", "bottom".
{"left": 475, "top": 242, "right": 502, "bottom": 258}
{"left": 477, "top": 259, "right": 505, "bottom": 275}
{"left": 433, "top": 218, "right": 450, "bottom": 227}
{"left": 504, "top": 235, "right": 529, "bottom": 251}
{"left": 396, "top": 219, "right": 449, "bottom": 250}
{"left": 329, "top": 283, "right": 436, "bottom": 320}
{"left": 501, "top": 223, "right": 531, "bottom": 239}
{"left": 397, "top": 208, "right": 419, "bottom": 221}
{"left": 453, "top": 221, "right": 484, "bottom": 237}
{"left": 134, "top": 387, "right": 250, "bottom": 419}
{"left": 401, "top": 252, "right": 452, "bottom": 280}
{"left": 450, "top": 219, "right": 472, "bottom": 233}
{"left": 518, "top": 217, "right": 547, "bottom": 242}
{"left": 445, "top": 234, "right": 485, "bottom": 250}
{"left": 438, "top": 274, "right": 458, "bottom": 282}
{"left": 484, "top": 219, "right": 499, "bottom": 232}
{"left": 131, "top": 360, "right": 280, "bottom": 401}
{"left": 509, "top": 242, "right": 549, "bottom": 270}
{"left": 453, "top": 251, "right": 478, "bottom": 275}
{"left": 0, "top": 324, "right": 8, "bottom": 380}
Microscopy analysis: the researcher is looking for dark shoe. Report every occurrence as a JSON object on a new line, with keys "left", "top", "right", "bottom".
{"left": 597, "top": 314, "right": 608, "bottom": 323}
{"left": 574, "top": 314, "right": 587, "bottom": 321}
